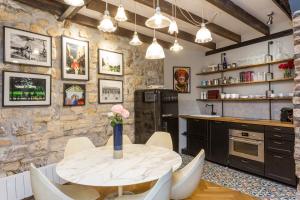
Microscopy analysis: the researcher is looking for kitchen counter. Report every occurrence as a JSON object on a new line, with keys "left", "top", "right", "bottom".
{"left": 179, "top": 115, "right": 294, "bottom": 128}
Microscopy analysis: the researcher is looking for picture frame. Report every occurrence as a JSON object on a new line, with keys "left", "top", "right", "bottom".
{"left": 173, "top": 66, "right": 191, "bottom": 93}
{"left": 98, "top": 79, "right": 123, "bottom": 104}
{"left": 2, "top": 71, "right": 51, "bottom": 107}
{"left": 63, "top": 83, "right": 86, "bottom": 106}
{"left": 61, "top": 36, "right": 89, "bottom": 81}
{"left": 3, "top": 26, "right": 52, "bottom": 67}
{"left": 98, "top": 49, "right": 123, "bottom": 76}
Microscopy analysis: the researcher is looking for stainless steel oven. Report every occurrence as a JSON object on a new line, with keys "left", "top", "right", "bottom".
{"left": 229, "top": 129, "right": 264, "bottom": 163}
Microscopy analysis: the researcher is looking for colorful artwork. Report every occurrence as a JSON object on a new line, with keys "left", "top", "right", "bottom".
{"left": 4, "top": 26, "right": 52, "bottom": 67}
{"left": 3, "top": 71, "right": 51, "bottom": 106}
{"left": 173, "top": 67, "right": 191, "bottom": 93}
{"left": 63, "top": 84, "right": 86, "bottom": 106}
{"left": 98, "top": 49, "right": 123, "bottom": 76}
{"left": 62, "top": 36, "right": 89, "bottom": 80}
{"left": 98, "top": 79, "right": 123, "bottom": 104}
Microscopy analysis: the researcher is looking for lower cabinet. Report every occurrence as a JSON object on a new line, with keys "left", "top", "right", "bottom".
{"left": 228, "top": 155, "right": 264, "bottom": 176}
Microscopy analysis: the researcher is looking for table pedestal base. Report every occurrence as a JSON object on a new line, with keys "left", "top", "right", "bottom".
{"left": 104, "top": 186, "right": 134, "bottom": 200}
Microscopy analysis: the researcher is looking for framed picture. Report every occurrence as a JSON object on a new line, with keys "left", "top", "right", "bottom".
{"left": 62, "top": 36, "right": 89, "bottom": 81}
{"left": 98, "top": 49, "right": 123, "bottom": 76}
{"left": 63, "top": 84, "right": 86, "bottom": 106}
{"left": 2, "top": 71, "right": 51, "bottom": 107}
{"left": 173, "top": 66, "right": 191, "bottom": 93}
{"left": 98, "top": 79, "right": 123, "bottom": 104}
{"left": 4, "top": 26, "right": 52, "bottom": 67}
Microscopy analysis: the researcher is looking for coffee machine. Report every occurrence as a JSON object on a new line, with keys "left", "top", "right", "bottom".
{"left": 280, "top": 108, "right": 293, "bottom": 122}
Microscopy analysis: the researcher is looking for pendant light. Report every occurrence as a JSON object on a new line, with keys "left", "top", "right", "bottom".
{"left": 195, "top": 9, "right": 212, "bottom": 43}
{"left": 145, "top": 0, "right": 171, "bottom": 29}
{"left": 115, "top": 0, "right": 128, "bottom": 22}
{"left": 146, "top": 30, "right": 165, "bottom": 59}
{"left": 168, "top": 1, "right": 178, "bottom": 34}
{"left": 170, "top": 35, "right": 183, "bottom": 52}
{"left": 130, "top": 1, "right": 143, "bottom": 46}
{"left": 98, "top": 0, "right": 117, "bottom": 32}
{"left": 64, "top": 0, "right": 84, "bottom": 6}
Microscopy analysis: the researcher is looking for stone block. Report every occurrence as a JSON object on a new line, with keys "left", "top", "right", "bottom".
{"left": 0, "top": 139, "right": 12, "bottom": 147}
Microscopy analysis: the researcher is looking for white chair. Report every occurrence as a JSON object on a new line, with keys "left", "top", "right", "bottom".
{"left": 146, "top": 132, "right": 173, "bottom": 150}
{"left": 64, "top": 137, "right": 95, "bottom": 158}
{"left": 30, "top": 164, "right": 100, "bottom": 200}
{"left": 106, "top": 135, "right": 132, "bottom": 146}
{"left": 115, "top": 169, "right": 173, "bottom": 200}
{"left": 171, "top": 150, "right": 205, "bottom": 200}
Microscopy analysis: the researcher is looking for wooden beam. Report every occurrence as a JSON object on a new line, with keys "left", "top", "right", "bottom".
{"left": 134, "top": 0, "right": 241, "bottom": 43}
{"left": 206, "top": 0, "right": 270, "bottom": 35}
{"left": 87, "top": 0, "right": 215, "bottom": 49}
{"left": 272, "top": 0, "right": 292, "bottom": 20}
{"left": 205, "top": 29, "right": 293, "bottom": 56}
{"left": 71, "top": 14, "right": 172, "bottom": 49}
{"left": 58, "top": 0, "right": 94, "bottom": 21}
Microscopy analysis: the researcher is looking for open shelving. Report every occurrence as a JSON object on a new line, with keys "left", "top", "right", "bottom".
{"left": 196, "top": 97, "right": 293, "bottom": 102}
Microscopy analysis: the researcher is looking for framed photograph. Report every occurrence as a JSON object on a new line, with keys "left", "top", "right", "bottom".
{"left": 173, "top": 66, "right": 191, "bottom": 93}
{"left": 98, "top": 79, "right": 123, "bottom": 104}
{"left": 98, "top": 49, "right": 123, "bottom": 76}
{"left": 62, "top": 36, "right": 89, "bottom": 81}
{"left": 4, "top": 26, "right": 52, "bottom": 67}
{"left": 63, "top": 84, "right": 86, "bottom": 106}
{"left": 2, "top": 71, "right": 51, "bottom": 107}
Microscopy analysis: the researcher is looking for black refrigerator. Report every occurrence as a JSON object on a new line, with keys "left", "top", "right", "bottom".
{"left": 134, "top": 89, "right": 179, "bottom": 152}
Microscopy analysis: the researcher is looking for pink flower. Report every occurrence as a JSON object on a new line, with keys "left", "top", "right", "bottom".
{"left": 121, "top": 109, "right": 130, "bottom": 118}
{"left": 111, "top": 104, "right": 124, "bottom": 114}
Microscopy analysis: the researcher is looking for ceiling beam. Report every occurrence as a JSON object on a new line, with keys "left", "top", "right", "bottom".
{"left": 272, "top": 0, "right": 292, "bottom": 20}
{"left": 58, "top": 0, "right": 94, "bottom": 21}
{"left": 206, "top": 0, "right": 270, "bottom": 35}
{"left": 134, "top": 0, "right": 241, "bottom": 43}
{"left": 205, "top": 29, "right": 292, "bottom": 56}
{"left": 71, "top": 14, "right": 172, "bottom": 49}
{"left": 87, "top": 0, "right": 215, "bottom": 49}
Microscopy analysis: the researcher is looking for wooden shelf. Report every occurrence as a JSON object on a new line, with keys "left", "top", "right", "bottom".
{"left": 196, "top": 77, "right": 294, "bottom": 89}
{"left": 196, "top": 97, "right": 292, "bottom": 102}
{"left": 196, "top": 58, "right": 293, "bottom": 75}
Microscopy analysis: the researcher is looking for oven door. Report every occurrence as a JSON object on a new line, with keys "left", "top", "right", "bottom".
{"left": 229, "top": 137, "right": 264, "bottom": 163}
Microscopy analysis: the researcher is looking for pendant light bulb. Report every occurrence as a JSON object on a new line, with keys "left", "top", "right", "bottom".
{"left": 64, "top": 0, "right": 84, "bottom": 6}
{"left": 146, "top": 7, "right": 171, "bottom": 29}
{"left": 146, "top": 38, "right": 165, "bottom": 59}
{"left": 195, "top": 23, "right": 212, "bottom": 43}
{"left": 168, "top": 19, "right": 178, "bottom": 34}
{"left": 115, "top": 4, "right": 128, "bottom": 22}
{"left": 170, "top": 39, "right": 183, "bottom": 52}
{"left": 98, "top": 10, "right": 117, "bottom": 33}
{"left": 130, "top": 31, "right": 143, "bottom": 46}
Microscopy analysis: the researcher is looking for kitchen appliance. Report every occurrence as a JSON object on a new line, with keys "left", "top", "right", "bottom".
{"left": 280, "top": 107, "right": 293, "bottom": 122}
{"left": 229, "top": 129, "right": 264, "bottom": 163}
{"left": 134, "top": 89, "right": 179, "bottom": 152}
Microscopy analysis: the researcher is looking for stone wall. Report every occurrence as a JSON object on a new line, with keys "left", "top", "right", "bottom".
{"left": 0, "top": 0, "right": 164, "bottom": 177}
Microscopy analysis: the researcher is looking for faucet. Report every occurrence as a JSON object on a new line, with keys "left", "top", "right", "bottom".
{"left": 206, "top": 104, "right": 217, "bottom": 115}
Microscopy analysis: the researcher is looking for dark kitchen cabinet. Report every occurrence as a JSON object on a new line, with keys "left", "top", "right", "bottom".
{"left": 208, "top": 121, "right": 229, "bottom": 165}
{"left": 186, "top": 119, "right": 208, "bottom": 156}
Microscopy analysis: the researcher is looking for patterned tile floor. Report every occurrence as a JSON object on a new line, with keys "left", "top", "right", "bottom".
{"left": 181, "top": 154, "right": 296, "bottom": 200}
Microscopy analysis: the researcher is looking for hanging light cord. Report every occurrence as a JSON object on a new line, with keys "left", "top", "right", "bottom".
{"left": 134, "top": 0, "right": 137, "bottom": 31}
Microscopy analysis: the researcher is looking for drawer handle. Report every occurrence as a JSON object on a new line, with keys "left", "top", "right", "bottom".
{"left": 273, "top": 155, "right": 283, "bottom": 159}
{"left": 274, "top": 128, "right": 281, "bottom": 131}
{"left": 273, "top": 134, "right": 283, "bottom": 138}
{"left": 241, "top": 124, "right": 248, "bottom": 127}
{"left": 241, "top": 160, "right": 248, "bottom": 163}
{"left": 273, "top": 141, "right": 283, "bottom": 145}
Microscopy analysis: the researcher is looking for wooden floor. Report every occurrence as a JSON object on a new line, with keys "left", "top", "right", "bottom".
{"left": 97, "top": 180, "right": 258, "bottom": 200}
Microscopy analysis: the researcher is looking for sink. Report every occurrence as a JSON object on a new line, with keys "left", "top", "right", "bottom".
{"left": 189, "top": 114, "right": 221, "bottom": 118}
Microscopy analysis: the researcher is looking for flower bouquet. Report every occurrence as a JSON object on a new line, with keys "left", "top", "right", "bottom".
{"left": 279, "top": 60, "right": 295, "bottom": 78}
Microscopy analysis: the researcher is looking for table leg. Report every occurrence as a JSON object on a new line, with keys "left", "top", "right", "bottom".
{"left": 118, "top": 186, "right": 123, "bottom": 197}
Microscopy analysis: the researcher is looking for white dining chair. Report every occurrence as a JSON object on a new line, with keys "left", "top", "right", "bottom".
{"left": 106, "top": 135, "right": 132, "bottom": 146}
{"left": 146, "top": 131, "right": 173, "bottom": 150}
{"left": 171, "top": 150, "right": 205, "bottom": 200}
{"left": 115, "top": 169, "right": 173, "bottom": 200}
{"left": 30, "top": 163, "right": 100, "bottom": 200}
{"left": 64, "top": 137, "right": 95, "bottom": 158}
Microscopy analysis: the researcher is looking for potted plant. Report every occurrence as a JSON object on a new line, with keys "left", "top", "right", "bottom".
{"left": 108, "top": 104, "right": 130, "bottom": 159}
{"left": 279, "top": 60, "right": 295, "bottom": 78}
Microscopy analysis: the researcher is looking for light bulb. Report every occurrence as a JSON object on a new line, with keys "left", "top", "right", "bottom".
{"left": 129, "top": 31, "right": 143, "bottom": 46}
{"left": 195, "top": 23, "right": 212, "bottom": 43}
{"left": 115, "top": 4, "right": 128, "bottom": 22}
{"left": 64, "top": 0, "right": 84, "bottom": 6}
{"left": 168, "top": 19, "right": 178, "bottom": 34}
{"left": 170, "top": 39, "right": 183, "bottom": 52}
{"left": 146, "top": 38, "right": 165, "bottom": 59}
{"left": 98, "top": 10, "right": 117, "bottom": 32}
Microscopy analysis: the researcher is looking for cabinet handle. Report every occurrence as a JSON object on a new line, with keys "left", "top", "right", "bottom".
{"left": 273, "top": 155, "right": 283, "bottom": 159}
{"left": 273, "top": 141, "right": 283, "bottom": 145}
{"left": 273, "top": 134, "right": 282, "bottom": 138}
{"left": 274, "top": 128, "right": 281, "bottom": 131}
{"left": 241, "top": 160, "right": 248, "bottom": 163}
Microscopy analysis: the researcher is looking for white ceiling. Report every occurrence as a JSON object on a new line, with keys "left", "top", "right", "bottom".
{"left": 78, "top": 0, "right": 293, "bottom": 52}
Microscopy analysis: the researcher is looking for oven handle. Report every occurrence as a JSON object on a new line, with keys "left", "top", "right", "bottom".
{"left": 229, "top": 137, "right": 262, "bottom": 145}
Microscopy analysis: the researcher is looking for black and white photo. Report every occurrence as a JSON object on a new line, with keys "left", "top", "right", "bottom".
{"left": 98, "top": 79, "right": 123, "bottom": 104}
{"left": 4, "top": 26, "right": 52, "bottom": 67}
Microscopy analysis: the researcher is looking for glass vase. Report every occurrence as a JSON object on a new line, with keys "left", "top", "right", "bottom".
{"left": 113, "top": 124, "right": 123, "bottom": 159}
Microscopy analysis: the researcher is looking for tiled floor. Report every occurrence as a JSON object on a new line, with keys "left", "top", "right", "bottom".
{"left": 182, "top": 154, "right": 296, "bottom": 200}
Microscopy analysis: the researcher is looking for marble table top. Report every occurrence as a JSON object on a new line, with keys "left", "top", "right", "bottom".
{"left": 56, "top": 144, "right": 182, "bottom": 187}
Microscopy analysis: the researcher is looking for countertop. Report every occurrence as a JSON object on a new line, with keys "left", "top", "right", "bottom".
{"left": 179, "top": 115, "right": 294, "bottom": 128}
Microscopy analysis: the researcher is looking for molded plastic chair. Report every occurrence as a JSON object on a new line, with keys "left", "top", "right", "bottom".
{"left": 30, "top": 164, "right": 99, "bottom": 200}
{"left": 171, "top": 150, "right": 205, "bottom": 200}
{"left": 146, "top": 132, "right": 173, "bottom": 150}
{"left": 115, "top": 169, "right": 173, "bottom": 200}
{"left": 64, "top": 137, "right": 95, "bottom": 158}
{"left": 106, "top": 135, "right": 132, "bottom": 146}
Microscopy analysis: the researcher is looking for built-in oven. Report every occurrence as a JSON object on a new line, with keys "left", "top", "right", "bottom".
{"left": 229, "top": 129, "right": 264, "bottom": 163}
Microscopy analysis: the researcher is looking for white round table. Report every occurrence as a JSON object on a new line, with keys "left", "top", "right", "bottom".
{"left": 56, "top": 144, "right": 182, "bottom": 197}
